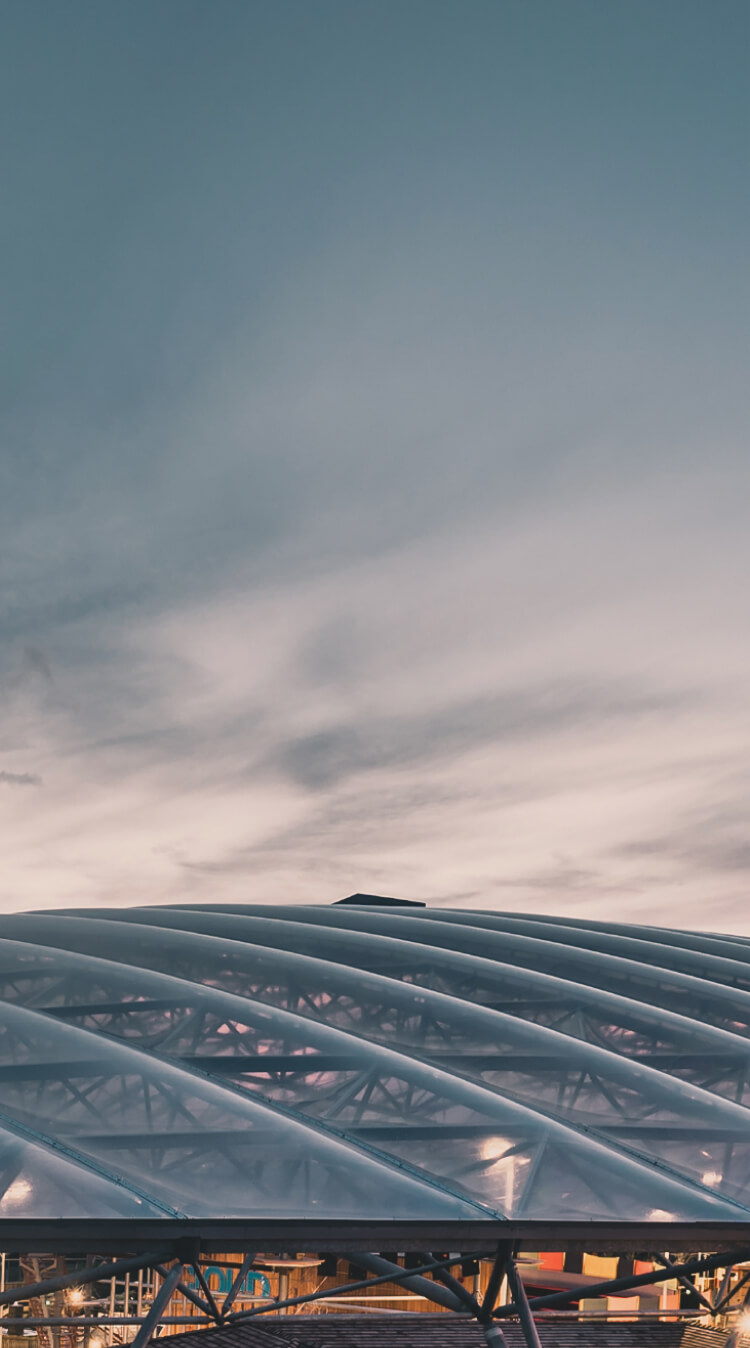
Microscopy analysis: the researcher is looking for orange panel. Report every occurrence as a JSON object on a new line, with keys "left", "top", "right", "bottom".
{"left": 535, "top": 1252, "right": 565, "bottom": 1271}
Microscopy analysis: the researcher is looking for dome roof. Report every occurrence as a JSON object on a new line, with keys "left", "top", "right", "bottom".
{"left": 0, "top": 901, "right": 749, "bottom": 1228}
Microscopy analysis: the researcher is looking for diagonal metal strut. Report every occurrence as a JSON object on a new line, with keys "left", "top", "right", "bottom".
{"left": 495, "top": 1247, "right": 750, "bottom": 1318}
{"left": 0, "top": 1250, "right": 175, "bottom": 1309}
{"left": 226, "top": 1250, "right": 495, "bottom": 1322}
{"left": 129, "top": 1262, "right": 184, "bottom": 1348}
{"left": 506, "top": 1257, "right": 543, "bottom": 1348}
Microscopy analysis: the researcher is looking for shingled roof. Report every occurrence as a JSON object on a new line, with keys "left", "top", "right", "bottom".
{"left": 157, "top": 1315, "right": 730, "bottom": 1348}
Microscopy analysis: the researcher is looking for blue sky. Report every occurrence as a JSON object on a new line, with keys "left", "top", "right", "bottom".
{"left": 1, "top": 1, "right": 748, "bottom": 925}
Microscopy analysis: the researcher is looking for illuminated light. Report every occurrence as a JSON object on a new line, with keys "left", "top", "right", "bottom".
{"left": 1, "top": 1178, "right": 32, "bottom": 1210}
{"left": 702, "top": 1170, "right": 722, "bottom": 1187}
{"left": 648, "top": 1209, "right": 675, "bottom": 1221}
{"left": 737, "top": 1310, "right": 750, "bottom": 1336}
{"left": 479, "top": 1136, "right": 514, "bottom": 1162}
{"left": 67, "top": 1289, "right": 84, "bottom": 1307}
{"left": 476, "top": 1138, "right": 532, "bottom": 1217}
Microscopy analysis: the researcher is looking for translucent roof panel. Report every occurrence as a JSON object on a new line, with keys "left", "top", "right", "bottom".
{"left": 1, "top": 902, "right": 749, "bottom": 1224}
{"left": 0, "top": 1121, "right": 167, "bottom": 1218}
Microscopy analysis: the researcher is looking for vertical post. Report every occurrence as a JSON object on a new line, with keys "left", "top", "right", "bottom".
{"left": 660, "top": 1253, "right": 669, "bottom": 1315}
{"left": 278, "top": 1271, "right": 289, "bottom": 1314}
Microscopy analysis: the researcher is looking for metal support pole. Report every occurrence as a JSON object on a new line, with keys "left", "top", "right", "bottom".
{"left": 129, "top": 1263, "right": 183, "bottom": 1348}
{"left": 714, "top": 1264, "right": 734, "bottom": 1311}
{"left": 422, "top": 1252, "right": 481, "bottom": 1316}
{"left": 495, "top": 1248, "right": 750, "bottom": 1318}
{"left": 153, "top": 1264, "right": 214, "bottom": 1321}
{"left": 0, "top": 1252, "right": 174, "bottom": 1310}
{"left": 481, "top": 1242, "right": 513, "bottom": 1320}
{"left": 716, "top": 1269, "right": 750, "bottom": 1313}
{"left": 482, "top": 1327, "right": 509, "bottom": 1348}
{"left": 507, "top": 1259, "right": 543, "bottom": 1348}
{"left": 477, "top": 1243, "right": 513, "bottom": 1348}
{"left": 227, "top": 1251, "right": 493, "bottom": 1323}
{"left": 655, "top": 1252, "right": 713, "bottom": 1313}
{"left": 189, "top": 1264, "right": 222, "bottom": 1323}
{"left": 221, "top": 1254, "right": 256, "bottom": 1319}
{"left": 337, "top": 1253, "right": 463, "bottom": 1312}
{"left": 1, "top": 1318, "right": 214, "bottom": 1329}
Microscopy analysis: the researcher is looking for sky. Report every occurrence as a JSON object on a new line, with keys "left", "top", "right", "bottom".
{"left": 1, "top": 0, "right": 748, "bottom": 928}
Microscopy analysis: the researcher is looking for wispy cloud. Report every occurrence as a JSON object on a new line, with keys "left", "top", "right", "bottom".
{"left": 0, "top": 771, "right": 42, "bottom": 788}
{"left": 272, "top": 680, "right": 694, "bottom": 792}
{"left": 0, "top": 1, "right": 746, "bottom": 926}
{"left": 1, "top": 470, "right": 747, "bottom": 927}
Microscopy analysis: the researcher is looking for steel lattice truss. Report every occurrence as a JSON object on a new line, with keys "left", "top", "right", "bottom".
{"left": 1, "top": 900, "right": 750, "bottom": 1227}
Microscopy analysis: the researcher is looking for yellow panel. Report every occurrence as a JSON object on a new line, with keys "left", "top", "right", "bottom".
{"left": 582, "top": 1254, "right": 619, "bottom": 1279}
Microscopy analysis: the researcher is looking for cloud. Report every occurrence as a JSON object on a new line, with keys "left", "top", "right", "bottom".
{"left": 272, "top": 681, "right": 694, "bottom": 792}
{"left": 617, "top": 808, "right": 750, "bottom": 878}
{"left": 0, "top": 0, "right": 746, "bottom": 924}
{"left": 492, "top": 858, "right": 607, "bottom": 894}
{"left": 0, "top": 467, "right": 748, "bottom": 928}
{"left": 0, "top": 771, "right": 42, "bottom": 788}
{"left": 22, "top": 646, "right": 53, "bottom": 683}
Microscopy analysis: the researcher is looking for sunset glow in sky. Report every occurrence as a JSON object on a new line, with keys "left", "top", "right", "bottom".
{"left": 1, "top": 1, "right": 748, "bottom": 927}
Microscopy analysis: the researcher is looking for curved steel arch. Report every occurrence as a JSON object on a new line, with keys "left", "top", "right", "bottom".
{"left": 3, "top": 930, "right": 750, "bottom": 1213}
{"left": 204, "top": 902, "right": 750, "bottom": 1031}
{"left": 2, "top": 902, "right": 750, "bottom": 1227}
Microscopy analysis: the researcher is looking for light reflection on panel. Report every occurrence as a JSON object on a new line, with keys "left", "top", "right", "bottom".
{"left": 0, "top": 1124, "right": 166, "bottom": 1217}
